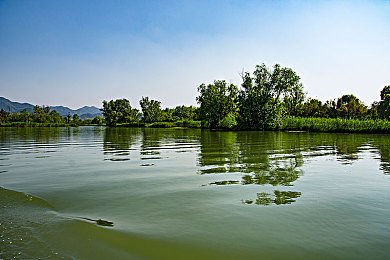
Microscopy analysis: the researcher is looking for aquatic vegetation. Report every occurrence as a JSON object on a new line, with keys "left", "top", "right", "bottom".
{"left": 279, "top": 117, "right": 390, "bottom": 134}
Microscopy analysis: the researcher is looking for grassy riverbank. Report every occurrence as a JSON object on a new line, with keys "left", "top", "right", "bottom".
{"left": 0, "top": 120, "right": 202, "bottom": 128}
{"left": 2, "top": 118, "right": 390, "bottom": 134}
{"left": 0, "top": 122, "right": 79, "bottom": 127}
{"left": 141, "top": 117, "right": 390, "bottom": 134}
{"left": 279, "top": 117, "right": 390, "bottom": 134}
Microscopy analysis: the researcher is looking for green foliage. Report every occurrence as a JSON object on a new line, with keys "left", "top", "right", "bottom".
{"left": 280, "top": 117, "right": 390, "bottom": 133}
{"left": 300, "top": 99, "right": 329, "bottom": 118}
{"left": 238, "top": 63, "right": 303, "bottom": 129}
{"left": 180, "top": 120, "right": 201, "bottom": 128}
{"left": 160, "top": 108, "right": 176, "bottom": 122}
{"left": 0, "top": 107, "right": 80, "bottom": 127}
{"left": 336, "top": 94, "right": 368, "bottom": 119}
{"left": 378, "top": 85, "right": 390, "bottom": 120}
{"left": 139, "top": 96, "right": 162, "bottom": 123}
{"left": 173, "top": 105, "right": 199, "bottom": 121}
{"left": 102, "top": 99, "right": 136, "bottom": 126}
{"left": 196, "top": 80, "right": 238, "bottom": 129}
{"left": 2, "top": 65, "right": 387, "bottom": 132}
{"left": 217, "top": 113, "right": 237, "bottom": 129}
{"left": 33, "top": 105, "right": 50, "bottom": 114}
{"left": 83, "top": 119, "right": 93, "bottom": 124}
{"left": 72, "top": 114, "right": 81, "bottom": 125}
{"left": 194, "top": 63, "right": 386, "bottom": 130}
{"left": 283, "top": 81, "right": 305, "bottom": 116}
{"left": 92, "top": 115, "right": 104, "bottom": 125}
{"left": 0, "top": 109, "right": 9, "bottom": 123}
{"left": 159, "top": 106, "right": 198, "bottom": 122}
{"left": 380, "top": 86, "right": 390, "bottom": 101}
{"left": 299, "top": 95, "right": 373, "bottom": 120}
{"left": 146, "top": 122, "right": 175, "bottom": 128}
{"left": 0, "top": 122, "right": 76, "bottom": 127}
{"left": 146, "top": 120, "right": 201, "bottom": 128}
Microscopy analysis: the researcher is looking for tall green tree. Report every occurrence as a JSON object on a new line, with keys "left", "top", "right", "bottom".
{"left": 336, "top": 94, "right": 367, "bottom": 119}
{"left": 20, "top": 109, "right": 31, "bottom": 122}
{"left": 173, "top": 105, "right": 199, "bottom": 121}
{"left": 0, "top": 109, "right": 10, "bottom": 123}
{"left": 283, "top": 83, "right": 305, "bottom": 116}
{"left": 139, "top": 96, "right": 162, "bottom": 123}
{"left": 238, "top": 63, "right": 303, "bottom": 129}
{"left": 196, "top": 80, "right": 239, "bottom": 129}
{"left": 92, "top": 115, "right": 104, "bottom": 125}
{"left": 102, "top": 99, "right": 136, "bottom": 126}
{"left": 33, "top": 105, "right": 50, "bottom": 114}
{"left": 378, "top": 85, "right": 390, "bottom": 119}
{"left": 32, "top": 105, "right": 51, "bottom": 123}
{"left": 49, "top": 110, "right": 62, "bottom": 123}
{"left": 72, "top": 114, "right": 82, "bottom": 125}
{"left": 301, "top": 99, "right": 326, "bottom": 118}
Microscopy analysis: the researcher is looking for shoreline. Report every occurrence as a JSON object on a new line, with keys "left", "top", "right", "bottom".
{"left": 2, "top": 117, "right": 390, "bottom": 135}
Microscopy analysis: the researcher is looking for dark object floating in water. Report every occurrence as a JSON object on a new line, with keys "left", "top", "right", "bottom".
{"left": 96, "top": 219, "right": 114, "bottom": 226}
{"left": 80, "top": 217, "right": 114, "bottom": 227}
{"left": 140, "top": 163, "right": 154, "bottom": 166}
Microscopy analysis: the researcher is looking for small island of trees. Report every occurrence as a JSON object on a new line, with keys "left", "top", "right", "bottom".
{"left": 1, "top": 63, "right": 390, "bottom": 133}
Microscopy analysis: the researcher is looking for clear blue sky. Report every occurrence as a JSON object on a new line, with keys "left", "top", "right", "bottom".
{"left": 1, "top": 0, "right": 389, "bottom": 109}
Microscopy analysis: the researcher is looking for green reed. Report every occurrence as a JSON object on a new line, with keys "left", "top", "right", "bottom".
{"left": 279, "top": 117, "right": 390, "bottom": 133}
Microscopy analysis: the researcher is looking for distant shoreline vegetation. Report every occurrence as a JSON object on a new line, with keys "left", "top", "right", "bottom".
{"left": 1, "top": 63, "right": 389, "bottom": 133}
{"left": 0, "top": 105, "right": 104, "bottom": 127}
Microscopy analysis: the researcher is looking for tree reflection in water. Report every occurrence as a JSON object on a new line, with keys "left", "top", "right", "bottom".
{"left": 103, "top": 127, "right": 139, "bottom": 161}
{"left": 371, "top": 135, "right": 390, "bottom": 175}
{"left": 197, "top": 131, "right": 305, "bottom": 205}
{"left": 242, "top": 190, "right": 302, "bottom": 206}
{"left": 1, "top": 127, "right": 389, "bottom": 206}
{"left": 140, "top": 128, "right": 164, "bottom": 161}
{"left": 99, "top": 128, "right": 390, "bottom": 205}
{"left": 102, "top": 127, "right": 202, "bottom": 165}
{"left": 197, "top": 131, "right": 390, "bottom": 205}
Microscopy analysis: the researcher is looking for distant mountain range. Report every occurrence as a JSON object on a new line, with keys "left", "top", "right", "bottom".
{"left": 0, "top": 97, "right": 103, "bottom": 120}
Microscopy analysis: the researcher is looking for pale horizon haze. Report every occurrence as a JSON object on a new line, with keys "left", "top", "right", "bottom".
{"left": 1, "top": 0, "right": 389, "bottom": 109}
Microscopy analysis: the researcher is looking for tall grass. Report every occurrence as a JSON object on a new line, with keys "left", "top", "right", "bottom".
{"left": 279, "top": 117, "right": 390, "bottom": 134}
{"left": 146, "top": 120, "right": 201, "bottom": 128}
{"left": 4, "top": 118, "right": 389, "bottom": 134}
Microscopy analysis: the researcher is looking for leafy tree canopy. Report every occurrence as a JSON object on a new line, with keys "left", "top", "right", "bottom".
{"left": 196, "top": 80, "right": 238, "bottom": 128}
{"left": 102, "top": 98, "right": 136, "bottom": 126}
{"left": 336, "top": 94, "right": 368, "bottom": 119}
{"left": 379, "top": 85, "right": 390, "bottom": 119}
{"left": 139, "top": 96, "right": 162, "bottom": 123}
{"left": 238, "top": 63, "right": 304, "bottom": 129}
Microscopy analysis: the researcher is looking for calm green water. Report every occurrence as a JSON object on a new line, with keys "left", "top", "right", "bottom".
{"left": 1, "top": 127, "right": 390, "bottom": 259}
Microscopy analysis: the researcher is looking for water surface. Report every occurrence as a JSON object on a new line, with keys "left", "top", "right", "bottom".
{"left": 1, "top": 127, "right": 390, "bottom": 259}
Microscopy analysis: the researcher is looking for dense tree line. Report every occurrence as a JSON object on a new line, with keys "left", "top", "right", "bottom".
{"left": 196, "top": 63, "right": 306, "bottom": 129}
{"left": 196, "top": 63, "right": 389, "bottom": 129}
{"left": 101, "top": 97, "right": 199, "bottom": 126}
{"left": 3, "top": 62, "right": 388, "bottom": 130}
{"left": 196, "top": 80, "right": 238, "bottom": 128}
{"left": 0, "top": 105, "right": 104, "bottom": 126}
{"left": 101, "top": 63, "right": 388, "bottom": 130}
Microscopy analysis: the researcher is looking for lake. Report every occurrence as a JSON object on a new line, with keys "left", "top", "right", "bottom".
{"left": 1, "top": 127, "right": 390, "bottom": 259}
